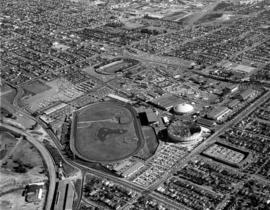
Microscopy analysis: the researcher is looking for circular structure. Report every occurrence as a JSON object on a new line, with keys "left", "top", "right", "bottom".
{"left": 167, "top": 120, "right": 202, "bottom": 144}
{"left": 70, "top": 102, "right": 144, "bottom": 163}
{"left": 173, "top": 103, "right": 194, "bottom": 114}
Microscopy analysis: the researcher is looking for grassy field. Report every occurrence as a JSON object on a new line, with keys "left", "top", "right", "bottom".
{"left": 22, "top": 78, "right": 84, "bottom": 112}
{"left": 73, "top": 102, "right": 141, "bottom": 162}
{"left": 0, "top": 133, "right": 47, "bottom": 210}
{"left": 0, "top": 132, "right": 17, "bottom": 160}
{"left": 22, "top": 80, "right": 51, "bottom": 95}
{"left": 2, "top": 138, "right": 45, "bottom": 174}
{"left": 0, "top": 84, "right": 17, "bottom": 104}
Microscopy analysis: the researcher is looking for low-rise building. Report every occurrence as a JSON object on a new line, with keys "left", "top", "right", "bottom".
{"left": 207, "top": 106, "right": 232, "bottom": 121}
{"left": 224, "top": 84, "right": 239, "bottom": 94}
{"left": 108, "top": 93, "right": 131, "bottom": 103}
{"left": 196, "top": 117, "right": 216, "bottom": 128}
{"left": 122, "top": 162, "right": 144, "bottom": 178}
{"left": 145, "top": 109, "right": 158, "bottom": 124}
{"left": 238, "top": 89, "right": 257, "bottom": 101}
{"left": 24, "top": 183, "right": 44, "bottom": 203}
{"left": 228, "top": 99, "right": 241, "bottom": 109}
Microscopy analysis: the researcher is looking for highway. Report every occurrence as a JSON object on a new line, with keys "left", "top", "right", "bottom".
{"left": 17, "top": 103, "right": 147, "bottom": 194}
{"left": 0, "top": 122, "right": 57, "bottom": 210}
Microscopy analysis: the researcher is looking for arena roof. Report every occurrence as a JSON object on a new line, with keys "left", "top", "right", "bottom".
{"left": 174, "top": 103, "right": 194, "bottom": 114}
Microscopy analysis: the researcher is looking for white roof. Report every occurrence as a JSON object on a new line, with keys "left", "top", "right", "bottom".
{"left": 174, "top": 103, "right": 194, "bottom": 113}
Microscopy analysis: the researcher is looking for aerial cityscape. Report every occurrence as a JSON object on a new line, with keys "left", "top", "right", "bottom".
{"left": 0, "top": 0, "right": 269, "bottom": 209}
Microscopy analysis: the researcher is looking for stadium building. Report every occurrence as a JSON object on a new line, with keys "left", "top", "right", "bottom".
{"left": 167, "top": 120, "right": 203, "bottom": 145}
{"left": 173, "top": 103, "right": 194, "bottom": 115}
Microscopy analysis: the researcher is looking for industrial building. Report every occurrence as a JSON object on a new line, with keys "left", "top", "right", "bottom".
{"left": 238, "top": 89, "right": 257, "bottom": 101}
{"left": 224, "top": 84, "right": 239, "bottom": 94}
{"left": 151, "top": 94, "right": 181, "bottom": 110}
{"left": 196, "top": 117, "right": 216, "bottom": 129}
{"left": 139, "top": 109, "right": 158, "bottom": 125}
{"left": 228, "top": 99, "right": 241, "bottom": 109}
{"left": 207, "top": 106, "right": 232, "bottom": 121}
{"left": 107, "top": 93, "right": 131, "bottom": 103}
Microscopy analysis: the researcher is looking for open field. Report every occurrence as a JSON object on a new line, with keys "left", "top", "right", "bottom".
{"left": 71, "top": 102, "right": 143, "bottom": 162}
{"left": 0, "top": 132, "right": 17, "bottom": 160}
{"left": 1, "top": 137, "right": 46, "bottom": 176}
{"left": 0, "top": 132, "right": 47, "bottom": 210}
{"left": 22, "top": 80, "right": 51, "bottom": 95}
{"left": 0, "top": 84, "right": 17, "bottom": 104}
{"left": 21, "top": 78, "right": 84, "bottom": 112}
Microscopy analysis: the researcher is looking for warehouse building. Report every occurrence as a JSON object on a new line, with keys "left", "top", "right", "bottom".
{"left": 108, "top": 93, "right": 131, "bottom": 103}
{"left": 196, "top": 117, "right": 216, "bottom": 129}
{"left": 238, "top": 89, "right": 257, "bottom": 101}
{"left": 207, "top": 106, "right": 232, "bottom": 121}
{"left": 228, "top": 99, "right": 241, "bottom": 109}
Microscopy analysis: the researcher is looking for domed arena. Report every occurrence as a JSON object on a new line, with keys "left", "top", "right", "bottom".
{"left": 173, "top": 103, "right": 194, "bottom": 114}
{"left": 167, "top": 120, "right": 202, "bottom": 144}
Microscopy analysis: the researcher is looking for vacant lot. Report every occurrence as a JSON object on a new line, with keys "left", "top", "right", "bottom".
{"left": 22, "top": 80, "right": 51, "bottom": 95}
{"left": 0, "top": 132, "right": 17, "bottom": 160}
{"left": 1, "top": 138, "right": 45, "bottom": 175}
{"left": 0, "top": 132, "right": 47, "bottom": 210}
{"left": 72, "top": 102, "right": 142, "bottom": 162}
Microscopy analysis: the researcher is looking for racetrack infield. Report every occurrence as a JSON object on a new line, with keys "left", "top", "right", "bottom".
{"left": 71, "top": 102, "right": 144, "bottom": 162}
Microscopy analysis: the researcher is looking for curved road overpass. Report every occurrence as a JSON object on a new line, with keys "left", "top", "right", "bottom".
{"left": 0, "top": 123, "right": 57, "bottom": 210}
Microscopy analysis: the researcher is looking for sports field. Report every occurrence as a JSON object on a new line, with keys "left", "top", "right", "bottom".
{"left": 71, "top": 102, "right": 142, "bottom": 162}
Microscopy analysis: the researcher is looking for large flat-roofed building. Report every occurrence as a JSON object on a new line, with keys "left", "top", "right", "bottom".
{"left": 228, "top": 99, "right": 241, "bottom": 109}
{"left": 196, "top": 117, "right": 216, "bottom": 129}
{"left": 144, "top": 109, "right": 158, "bottom": 124}
{"left": 107, "top": 93, "right": 131, "bottom": 103}
{"left": 207, "top": 106, "right": 232, "bottom": 121}
{"left": 238, "top": 89, "right": 257, "bottom": 101}
{"left": 224, "top": 84, "right": 239, "bottom": 94}
{"left": 151, "top": 94, "right": 182, "bottom": 110}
